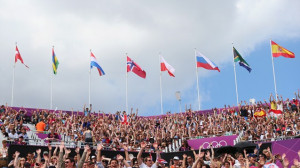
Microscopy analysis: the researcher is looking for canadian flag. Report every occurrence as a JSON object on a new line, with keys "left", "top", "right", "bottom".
{"left": 15, "top": 46, "right": 29, "bottom": 68}
{"left": 160, "top": 56, "right": 175, "bottom": 77}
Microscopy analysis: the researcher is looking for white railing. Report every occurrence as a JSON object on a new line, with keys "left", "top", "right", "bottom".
{"left": 248, "top": 135, "right": 299, "bottom": 143}
{"left": 234, "top": 130, "right": 244, "bottom": 145}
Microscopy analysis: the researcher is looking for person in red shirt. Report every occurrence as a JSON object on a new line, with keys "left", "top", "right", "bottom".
{"left": 14, "top": 136, "right": 26, "bottom": 145}
{"left": 46, "top": 127, "right": 59, "bottom": 143}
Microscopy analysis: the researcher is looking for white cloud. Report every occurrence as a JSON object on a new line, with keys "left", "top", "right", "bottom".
{"left": 0, "top": 0, "right": 299, "bottom": 115}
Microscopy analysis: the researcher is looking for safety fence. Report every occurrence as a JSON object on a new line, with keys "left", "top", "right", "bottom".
{"left": 7, "top": 142, "right": 273, "bottom": 164}
{"left": 6, "top": 138, "right": 183, "bottom": 153}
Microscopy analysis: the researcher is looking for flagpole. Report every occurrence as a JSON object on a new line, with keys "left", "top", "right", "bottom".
{"left": 159, "top": 53, "right": 163, "bottom": 114}
{"left": 50, "top": 46, "right": 54, "bottom": 110}
{"left": 89, "top": 49, "right": 92, "bottom": 106}
{"left": 11, "top": 63, "right": 16, "bottom": 107}
{"left": 11, "top": 43, "right": 17, "bottom": 107}
{"left": 194, "top": 49, "right": 201, "bottom": 111}
{"left": 270, "top": 40, "right": 278, "bottom": 100}
{"left": 232, "top": 45, "right": 239, "bottom": 106}
{"left": 126, "top": 53, "right": 128, "bottom": 114}
{"left": 50, "top": 68, "right": 53, "bottom": 109}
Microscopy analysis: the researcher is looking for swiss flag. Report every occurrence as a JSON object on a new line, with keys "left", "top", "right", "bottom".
{"left": 15, "top": 46, "right": 29, "bottom": 68}
{"left": 160, "top": 56, "right": 175, "bottom": 77}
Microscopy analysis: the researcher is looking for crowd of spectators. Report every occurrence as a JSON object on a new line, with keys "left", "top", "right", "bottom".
{"left": 1, "top": 140, "right": 300, "bottom": 168}
{"left": 0, "top": 91, "right": 299, "bottom": 167}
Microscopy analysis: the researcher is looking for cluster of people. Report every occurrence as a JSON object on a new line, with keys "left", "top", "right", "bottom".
{"left": 0, "top": 105, "right": 29, "bottom": 145}
{"left": 2, "top": 141, "right": 300, "bottom": 168}
{"left": 0, "top": 91, "right": 299, "bottom": 167}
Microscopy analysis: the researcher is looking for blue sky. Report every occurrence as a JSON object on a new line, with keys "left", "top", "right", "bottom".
{"left": 0, "top": 0, "right": 299, "bottom": 116}
{"left": 183, "top": 40, "right": 300, "bottom": 112}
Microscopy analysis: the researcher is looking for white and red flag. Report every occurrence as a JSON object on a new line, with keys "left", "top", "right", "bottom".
{"left": 15, "top": 46, "right": 29, "bottom": 68}
{"left": 160, "top": 56, "right": 175, "bottom": 77}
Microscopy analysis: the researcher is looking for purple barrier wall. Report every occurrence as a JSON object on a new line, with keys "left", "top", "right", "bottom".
{"left": 187, "top": 135, "right": 238, "bottom": 149}
{"left": 10, "top": 106, "right": 85, "bottom": 116}
{"left": 37, "top": 133, "right": 61, "bottom": 140}
{"left": 272, "top": 138, "right": 300, "bottom": 168}
{"left": 36, "top": 133, "right": 49, "bottom": 140}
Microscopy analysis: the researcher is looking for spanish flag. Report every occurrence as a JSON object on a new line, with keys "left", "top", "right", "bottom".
{"left": 271, "top": 40, "right": 295, "bottom": 58}
{"left": 254, "top": 109, "right": 266, "bottom": 117}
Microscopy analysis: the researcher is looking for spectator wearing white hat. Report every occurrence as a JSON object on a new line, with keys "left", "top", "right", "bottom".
{"left": 170, "top": 156, "right": 180, "bottom": 168}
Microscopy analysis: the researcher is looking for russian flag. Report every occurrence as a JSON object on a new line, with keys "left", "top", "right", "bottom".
{"left": 196, "top": 51, "right": 220, "bottom": 72}
{"left": 90, "top": 52, "right": 105, "bottom": 76}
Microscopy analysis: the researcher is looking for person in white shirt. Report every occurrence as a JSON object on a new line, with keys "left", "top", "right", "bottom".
{"left": 137, "top": 142, "right": 160, "bottom": 168}
{"left": 0, "top": 140, "right": 8, "bottom": 168}
{"left": 8, "top": 129, "right": 18, "bottom": 140}
{"left": 234, "top": 153, "right": 245, "bottom": 168}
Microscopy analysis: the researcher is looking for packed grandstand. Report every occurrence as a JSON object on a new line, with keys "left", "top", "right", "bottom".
{"left": 0, "top": 93, "right": 299, "bottom": 168}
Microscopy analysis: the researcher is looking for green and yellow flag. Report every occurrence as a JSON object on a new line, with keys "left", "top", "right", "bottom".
{"left": 52, "top": 48, "right": 59, "bottom": 74}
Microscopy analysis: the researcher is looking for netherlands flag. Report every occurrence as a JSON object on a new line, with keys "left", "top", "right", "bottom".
{"left": 90, "top": 52, "right": 105, "bottom": 76}
{"left": 196, "top": 51, "right": 220, "bottom": 72}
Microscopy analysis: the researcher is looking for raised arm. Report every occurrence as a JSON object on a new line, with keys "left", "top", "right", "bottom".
{"left": 53, "top": 145, "right": 59, "bottom": 157}
{"left": 48, "top": 144, "right": 52, "bottom": 160}
{"left": 118, "top": 154, "right": 131, "bottom": 168}
{"left": 282, "top": 153, "right": 289, "bottom": 168}
{"left": 154, "top": 142, "right": 161, "bottom": 166}
{"left": 42, "top": 155, "right": 50, "bottom": 168}
{"left": 13, "top": 151, "right": 20, "bottom": 167}
{"left": 77, "top": 145, "right": 89, "bottom": 168}
{"left": 75, "top": 147, "right": 81, "bottom": 164}
{"left": 244, "top": 149, "right": 249, "bottom": 168}
{"left": 182, "top": 154, "right": 187, "bottom": 168}
{"left": 197, "top": 145, "right": 203, "bottom": 159}
{"left": 57, "top": 142, "right": 65, "bottom": 168}
{"left": 36, "top": 149, "right": 42, "bottom": 164}
{"left": 64, "top": 148, "right": 71, "bottom": 160}
{"left": 137, "top": 141, "right": 146, "bottom": 165}
{"left": 269, "top": 93, "right": 273, "bottom": 102}
{"left": 222, "top": 154, "right": 228, "bottom": 164}
{"left": 210, "top": 143, "right": 214, "bottom": 161}
{"left": 121, "top": 143, "right": 130, "bottom": 161}
{"left": 192, "top": 151, "right": 204, "bottom": 168}
{"left": 267, "top": 147, "right": 274, "bottom": 163}
{"left": 96, "top": 143, "right": 103, "bottom": 162}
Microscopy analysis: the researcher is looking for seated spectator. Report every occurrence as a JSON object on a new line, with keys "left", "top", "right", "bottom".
{"left": 8, "top": 129, "right": 19, "bottom": 140}
{"left": 1, "top": 127, "right": 8, "bottom": 138}
{"left": 18, "top": 128, "right": 29, "bottom": 141}
{"left": 36, "top": 119, "right": 46, "bottom": 132}
{"left": 14, "top": 136, "right": 26, "bottom": 145}
{"left": 179, "top": 140, "right": 191, "bottom": 151}
{"left": 46, "top": 127, "right": 60, "bottom": 143}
